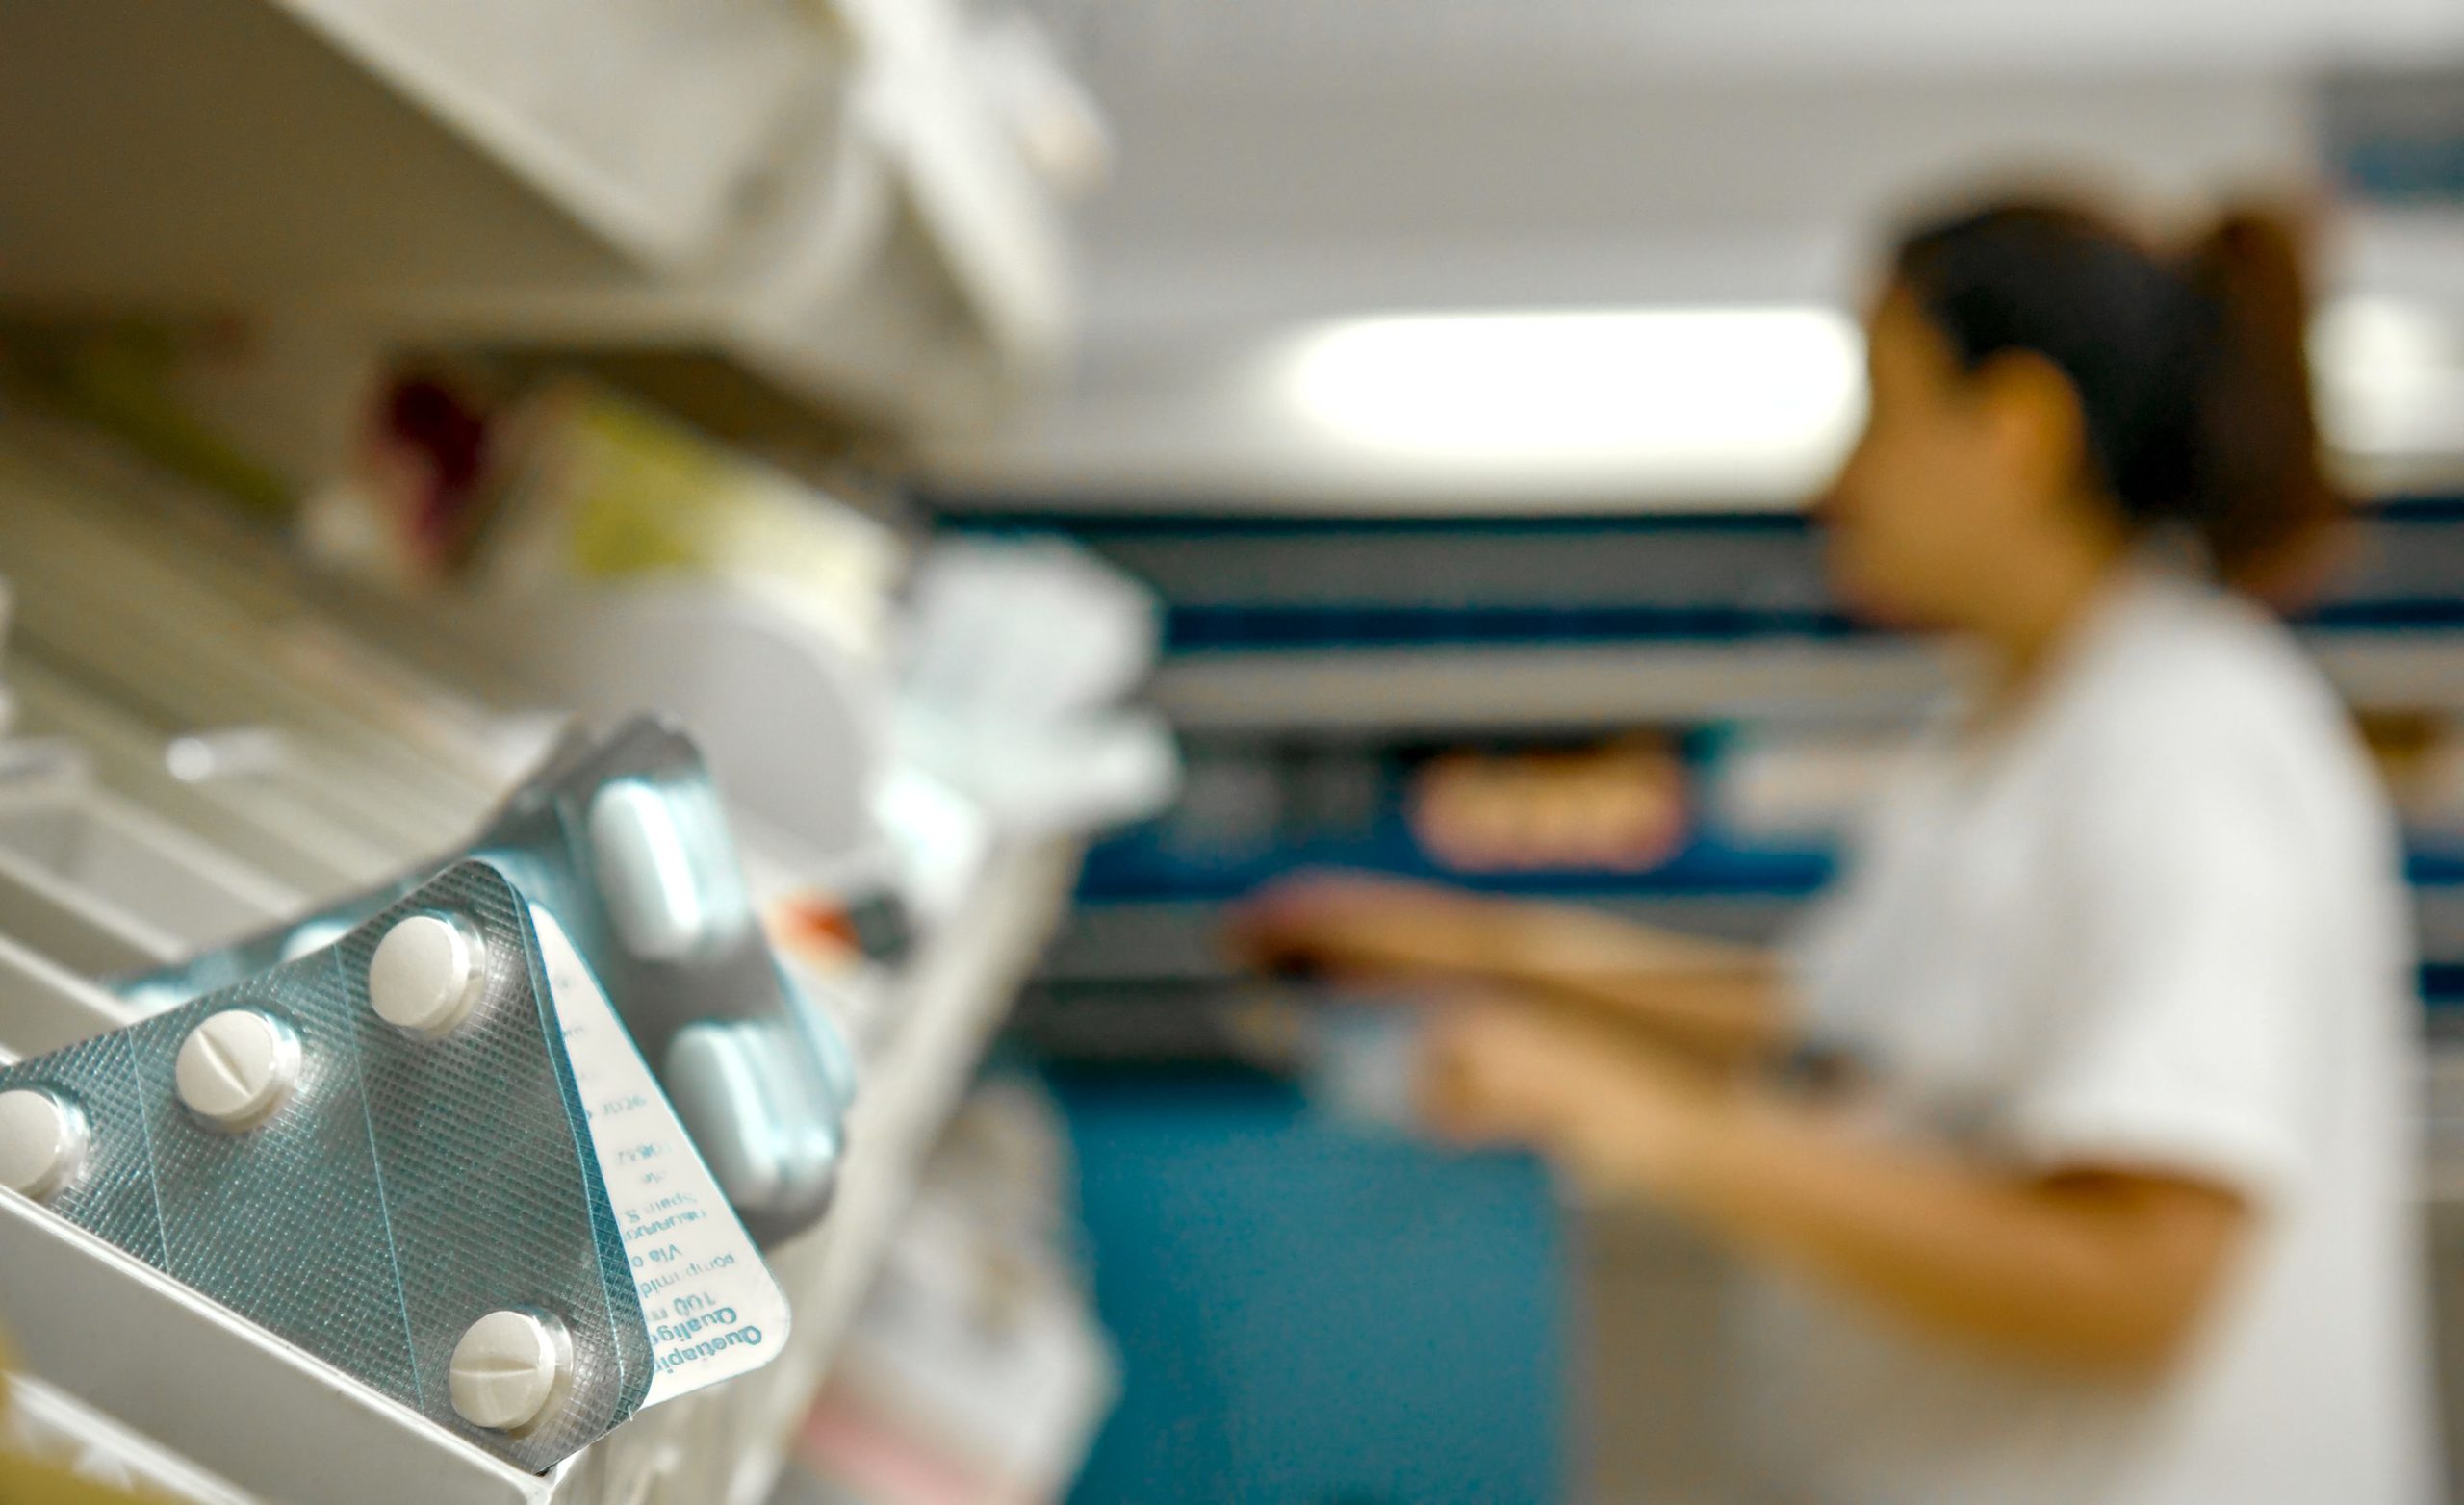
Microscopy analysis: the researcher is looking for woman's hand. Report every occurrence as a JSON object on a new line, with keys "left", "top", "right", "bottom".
{"left": 1223, "top": 871, "right": 1512, "bottom": 982}
{"left": 1419, "top": 998, "right": 1738, "bottom": 1199}
{"left": 1424, "top": 999, "right": 2249, "bottom": 1377}
{"left": 1228, "top": 873, "right": 1790, "bottom": 1065}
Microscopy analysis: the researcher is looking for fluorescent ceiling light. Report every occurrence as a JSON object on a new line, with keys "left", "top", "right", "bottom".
{"left": 2311, "top": 294, "right": 2464, "bottom": 458}
{"left": 1275, "top": 307, "right": 1865, "bottom": 475}
{"left": 2314, "top": 294, "right": 2452, "bottom": 378}
{"left": 1273, "top": 298, "right": 2464, "bottom": 482}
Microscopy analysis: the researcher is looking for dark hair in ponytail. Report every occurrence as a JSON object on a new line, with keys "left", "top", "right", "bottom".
{"left": 1889, "top": 197, "right": 2343, "bottom": 601}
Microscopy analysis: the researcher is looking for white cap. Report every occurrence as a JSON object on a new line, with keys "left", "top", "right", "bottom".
{"left": 368, "top": 914, "right": 487, "bottom": 1036}
{"left": 0, "top": 1088, "right": 88, "bottom": 1200}
{"left": 174, "top": 1010, "right": 302, "bottom": 1132}
{"left": 449, "top": 1309, "right": 571, "bottom": 1433}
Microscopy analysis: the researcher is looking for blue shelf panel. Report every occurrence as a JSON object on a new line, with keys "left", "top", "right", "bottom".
{"left": 945, "top": 502, "right": 2464, "bottom": 658}
{"left": 1077, "top": 828, "right": 1837, "bottom": 906}
{"left": 1054, "top": 1068, "right": 1565, "bottom": 1505}
{"left": 1084, "top": 835, "right": 2464, "bottom": 901}
{"left": 1157, "top": 596, "right": 2464, "bottom": 659}
{"left": 1164, "top": 603, "right": 1859, "bottom": 653}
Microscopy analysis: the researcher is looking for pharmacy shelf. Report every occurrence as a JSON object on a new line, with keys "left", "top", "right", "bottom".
{"left": 0, "top": 0, "right": 1071, "bottom": 440}
{"left": 1150, "top": 638, "right": 1940, "bottom": 733}
{"left": 0, "top": 0, "right": 822, "bottom": 294}
{"left": 532, "top": 837, "right": 1082, "bottom": 1505}
{"left": 1055, "top": 855, "right": 2464, "bottom": 975}
{"left": 0, "top": 839, "right": 1081, "bottom": 1505}
{"left": 267, "top": 0, "right": 828, "bottom": 273}
{"left": 1149, "top": 631, "right": 2464, "bottom": 734}
{"left": 1038, "top": 890, "right": 1797, "bottom": 993}
{"left": 0, "top": 412, "right": 1089, "bottom": 1501}
{"left": 373, "top": 123, "right": 1066, "bottom": 439}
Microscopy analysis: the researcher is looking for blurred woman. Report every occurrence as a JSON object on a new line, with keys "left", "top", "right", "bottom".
{"left": 1234, "top": 198, "right": 2438, "bottom": 1503}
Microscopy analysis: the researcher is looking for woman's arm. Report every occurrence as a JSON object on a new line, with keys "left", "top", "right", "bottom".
{"left": 1228, "top": 873, "right": 1792, "bottom": 1064}
{"left": 1426, "top": 1001, "right": 2250, "bottom": 1376}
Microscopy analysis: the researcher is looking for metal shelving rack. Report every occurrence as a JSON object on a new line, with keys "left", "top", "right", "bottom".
{"left": 0, "top": 424, "right": 1084, "bottom": 1505}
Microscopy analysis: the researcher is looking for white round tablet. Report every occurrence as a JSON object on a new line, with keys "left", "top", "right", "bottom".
{"left": 174, "top": 1010, "right": 301, "bottom": 1132}
{"left": 368, "top": 914, "right": 487, "bottom": 1036}
{"left": 0, "top": 1088, "right": 88, "bottom": 1200}
{"left": 449, "top": 1309, "right": 571, "bottom": 1433}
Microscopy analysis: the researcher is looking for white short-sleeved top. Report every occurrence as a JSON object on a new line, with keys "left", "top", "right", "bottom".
{"left": 1737, "top": 569, "right": 2441, "bottom": 1505}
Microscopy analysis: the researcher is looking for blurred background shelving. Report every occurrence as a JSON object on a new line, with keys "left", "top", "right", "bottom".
{"left": 20, "top": 3, "right": 2464, "bottom": 1504}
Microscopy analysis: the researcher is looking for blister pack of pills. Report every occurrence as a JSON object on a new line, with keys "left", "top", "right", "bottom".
{"left": 0, "top": 859, "right": 791, "bottom": 1472}
{"left": 115, "top": 716, "right": 856, "bottom": 1245}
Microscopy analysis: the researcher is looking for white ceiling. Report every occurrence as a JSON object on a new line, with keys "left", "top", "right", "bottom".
{"left": 1070, "top": 70, "right": 2320, "bottom": 338}
{"left": 1029, "top": 0, "right": 2464, "bottom": 86}
{"left": 927, "top": 1, "right": 2464, "bottom": 506}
